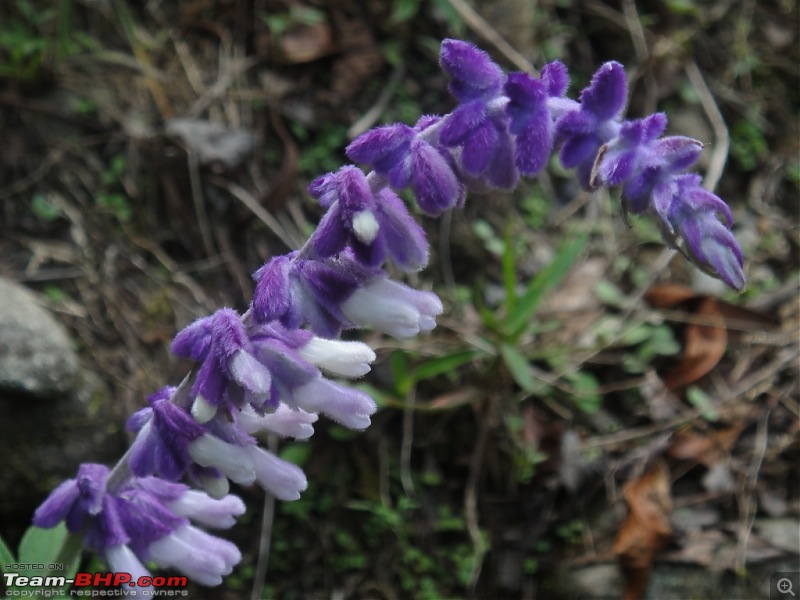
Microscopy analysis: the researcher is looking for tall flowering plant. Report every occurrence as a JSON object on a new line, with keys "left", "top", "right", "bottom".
{"left": 33, "top": 39, "right": 745, "bottom": 591}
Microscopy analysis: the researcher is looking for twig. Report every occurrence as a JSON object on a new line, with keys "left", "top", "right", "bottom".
{"left": 251, "top": 434, "right": 278, "bottom": 600}
{"left": 444, "top": 0, "right": 537, "bottom": 75}
{"left": 622, "top": 0, "right": 659, "bottom": 115}
{"left": 465, "top": 396, "right": 493, "bottom": 595}
{"left": 685, "top": 61, "right": 729, "bottom": 191}
{"left": 735, "top": 405, "right": 770, "bottom": 572}
{"left": 206, "top": 175, "right": 301, "bottom": 250}
{"left": 187, "top": 148, "right": 216, "bottom": 257}
{"left": 400, "top": 385, "right": 417, "bottom": 498}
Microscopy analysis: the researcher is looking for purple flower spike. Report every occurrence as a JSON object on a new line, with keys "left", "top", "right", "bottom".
{"left": 439, "top": 39, "right": 504, "bottom": 101}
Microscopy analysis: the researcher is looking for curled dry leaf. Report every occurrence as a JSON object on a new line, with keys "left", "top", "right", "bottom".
{"left": 664, "top": 295, "right": 727, "bottom": 390}
{"left": 613, "top": 461, "right": 673, "bottom": 600}
{"left": 644, "top": 285, "right": 777, "bottom": 391}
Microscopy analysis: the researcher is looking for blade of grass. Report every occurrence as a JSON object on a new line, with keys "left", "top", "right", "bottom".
{"left": 502, "top": 225, "right": 517, "bottom": 314}
{"left": 411, "top": 349, "right": 485, "bottom": 382}
{"left": 503, "top": 233, "right": 587, "bottom": 341}
{"left": 500, "top": 342, "right": 537, "bottom": 392}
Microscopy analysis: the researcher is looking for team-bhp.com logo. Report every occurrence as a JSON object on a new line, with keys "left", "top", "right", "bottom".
{"left": 4, "top": 571, "right": 188, "bottom": 596}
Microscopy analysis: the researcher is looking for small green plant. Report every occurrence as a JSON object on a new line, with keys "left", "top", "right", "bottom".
{"left": 95, "top": 155, "right": 132, "bottom": 221}
{"left": 0, "top": 0, "right": 95, "bottom": 84}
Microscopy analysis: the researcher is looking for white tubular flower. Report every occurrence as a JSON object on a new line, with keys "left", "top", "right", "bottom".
{"left": 341, "top": 277, "right": 444, "bottom": 338}
{"left": 292, "top": 377, "right": 377, "bottom": 431}
{"left": 296, "top": 337, "right": 377, "bottom": 378}
{"left": 146, "top": 525, "right": 241, "bottom": 587}
{"left": 187, "top": 435, "right": 256, "bottom": 485}
{"left": 236, "top": 404, "right": 318, "bottom": 440}
{"left": 168, "top": 490, "right": 246, "bottom": 529}
{"left": 104, "top": 545, "right": 154, "bottom": 596}
{"left": 245, "top": 445, "right": 308, "bottom": 501}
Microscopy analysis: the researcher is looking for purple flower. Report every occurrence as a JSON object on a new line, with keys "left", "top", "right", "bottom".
{"left": 346, "top": 124, "right": 416, "bottom": 188}
{"left": 308, "top": 166, "right": 430, "bottom": 271}
{"left": 171, "top": 309, "right": 272, "bottom": 413}
{"left": 33, "top": 465, "right": 244, "bottom": 588}
{"left": 346, "top": 122, "right": 463, "bottom": 217}
{"left": 621, "top": 134, "right": 705, "bottom": 214}
{"left": 589, "top": 113, "right": 668, "bottom": 189}
{"left": 556, "top": 61, "right": 628, "bottom": 188}
{"left": 439, "top": 38, "right": 504, "bottom": 102}
{"left": 127, "top": 388, "right": 205, "bottom": 480}
{"left": 408, "top": 137, "right": 464, "bottom": 214}
{"left": 248, "top": 323, "right": 378, "bottom": 428}
{"left": 654, "top": 174, "right": 745, "bottom": 290}
{"left": 252, "top": 252, "right": 372, "bottom": 337}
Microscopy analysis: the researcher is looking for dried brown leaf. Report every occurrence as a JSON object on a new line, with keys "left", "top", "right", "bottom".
{"left": 667, "top": 424, "right": 746, "bottom": 466}
{"left": 613, "top": 461, "right": 673, "bottom": 600}
{"left": 663, "top": 296, "right": 727, "bottom": 390}
{"left": 644, "top": 284, "right": 698, "bottom": 308}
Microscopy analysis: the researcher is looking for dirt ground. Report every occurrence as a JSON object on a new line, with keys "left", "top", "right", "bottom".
{"left": 0, "top": 1, "right": 798, "bottom": 598}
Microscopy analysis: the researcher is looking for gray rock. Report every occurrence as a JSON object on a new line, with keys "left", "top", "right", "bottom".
{"left": 0, "top": 277, "right": 80, "bottom": 397}
{"left": 0, "top": 277, "right": 123, "bottom": 538}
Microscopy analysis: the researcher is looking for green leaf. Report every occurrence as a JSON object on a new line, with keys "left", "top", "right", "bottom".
{"left": 500, "top": 343, "right": 536, "bottom": 392}
{"left": 0, "top": 533, "right": 16, "bottom": 565}
{"left": 31, "top": 193, "right": 61, "bottom": 221}
{"left": 501, "top": 226, "right": 517, "bottom": 313}
{"left": 389, "top": 0, "right": 420, "bottom": 23}
{"left": 504, "top": 234, "right": 587, "bottom": 340}
{"left": 279, "top": 442, "right": 312, "bottom": 467}
{"left": 411, "top": 350, "right": 484, "bottom": 382}
{"left": 18, "top": 524, "right": 69, "bottom": 568}
{"left": 389, "top": 350, "right": 411, "bottom": 395}
{"left": 686, "top": 386, "right": 719, "bottom": 422}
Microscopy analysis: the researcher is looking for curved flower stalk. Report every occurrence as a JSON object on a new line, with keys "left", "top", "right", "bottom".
{"left": 33, "top": 37, "right": 746, "bottom": 590}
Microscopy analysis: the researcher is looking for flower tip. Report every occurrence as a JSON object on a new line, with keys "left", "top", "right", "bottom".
{"left": 191, "top": 395, "right": 217, "bottom": 424}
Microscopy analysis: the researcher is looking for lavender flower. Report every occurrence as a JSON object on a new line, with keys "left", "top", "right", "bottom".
{"left": 308, "top": 166, "right": 429, "bottom": 271}
{"left": 33, "top": 465, "right": 244, "bottom": 588}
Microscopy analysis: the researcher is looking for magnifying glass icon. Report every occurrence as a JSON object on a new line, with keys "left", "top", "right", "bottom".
{"left": 778, "top": 578, "right": 796, "bottom": 597}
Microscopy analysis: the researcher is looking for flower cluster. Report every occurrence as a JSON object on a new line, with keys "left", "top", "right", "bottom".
{"left": 33, "top": 38, "right": 745, "bottom": 589}
{"left": 34, "top": 464, "right": 244, "bottom": 589}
